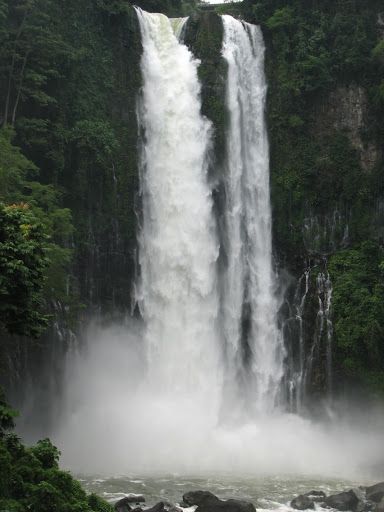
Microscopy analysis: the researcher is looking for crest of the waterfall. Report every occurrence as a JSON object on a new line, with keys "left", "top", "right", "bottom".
{"left": 135, "top": 8, "right": 222, "bottom": 416}
{"left": 221, "top": 16, "right": 285, "bottom": 415}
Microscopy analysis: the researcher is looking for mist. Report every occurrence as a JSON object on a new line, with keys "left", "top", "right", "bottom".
{"left": 54, "top": 322, "right": 384, "bottom": 480}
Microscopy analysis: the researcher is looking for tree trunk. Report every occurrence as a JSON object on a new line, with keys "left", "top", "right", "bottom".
{"left": 2, "top": 8, "right": 29, "bottom": 127}
{"left": 11, "top": 51, "right": 29, "bottom": 126}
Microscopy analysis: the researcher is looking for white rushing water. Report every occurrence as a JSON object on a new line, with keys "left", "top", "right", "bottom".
{"left": 135, "top": 7, "right": 222, "bottom": 420}
{"left": 221, "top": 16, "right": 284, "bottom": 415}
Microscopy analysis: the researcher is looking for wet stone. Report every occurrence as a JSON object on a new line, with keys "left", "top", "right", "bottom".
{"left": 290, "top": 495, "right": 315, "bottom": 510}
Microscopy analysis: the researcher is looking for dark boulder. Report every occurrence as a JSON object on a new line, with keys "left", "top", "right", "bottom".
{"left": 356, "top": 500, "right": 376, "bottom": 512}
{"left": 218, "top": 499, "right": 256, "bottom": 512}
{"left": 304, "top": 491, "right": 327, "bottom": 502}
{"left": 183, "top": 491, "right": 220, "bottom": 507}
{"left": 182, "top": 491, "right": 256, "bottom": 512}
{"left": 146, "top": 503, "right": 166, "bottom": 512}
{"left": 115, "top": 498, "right": 132, "bottom": 512}
{"left": 127, "top": 495, "right": 145, "bottom": 504}
{"left": 367, "top": 483, "right": 384, "bottom": 503}
{"left": 324, "top": 490, "right": 359, "bottom": 511}
{"left": 290, "top": 495, "right": 315, "bottom": 510}
{"left": 198, "top": 499, "right": 256, "bottom": 512}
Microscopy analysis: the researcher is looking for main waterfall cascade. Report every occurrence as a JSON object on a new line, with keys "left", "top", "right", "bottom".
{"left": 135, "top": 7, "right": 222, "bottom": 414}
{"left": 55, "top": 9, "right": 384, "bottom": 478}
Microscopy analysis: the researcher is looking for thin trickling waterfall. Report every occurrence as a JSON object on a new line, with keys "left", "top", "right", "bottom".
{"left": 135, "top": 9, "right": 222, "bottom": 412}
{"left": 221, "top": 16, "right": 284, "bottom": 414}
{"left": 288, "top": 269, "right": 310, "bottom": 413}
{"left": 318, "top": 271, "right": 334, "bottom": 397}
{"left": 304, "top": 270, "right": 334, "bottom": 399}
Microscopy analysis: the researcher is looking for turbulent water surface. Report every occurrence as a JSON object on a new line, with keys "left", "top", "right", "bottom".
{"left": 80, "top": 475, "right": 362, "bottom": 509}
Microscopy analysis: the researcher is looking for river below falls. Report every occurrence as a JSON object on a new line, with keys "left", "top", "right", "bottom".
{"left": 78, "top": 474, "right": 366, "bottom": 509}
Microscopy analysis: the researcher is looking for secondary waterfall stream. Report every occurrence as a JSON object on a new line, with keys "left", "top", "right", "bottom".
{"left": 221, "top": 16, "right": 284, "bottom": 416}
{"left": 55, "top": 9, "right": 384, "bottom": 479}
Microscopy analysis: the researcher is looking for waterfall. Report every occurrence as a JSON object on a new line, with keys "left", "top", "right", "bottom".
{"left": 135, "top": 8, "right": 222, "bottom": 414}
{"left": 304, "top": 270, "right": 334, "bottom": 400}
{"left": 221, "top": 16, "right": 284, "bottom": 414}
{"left": 287, "top": 269, "right": 310, "bottom": 413}
{"left": 53, "top": 10, "right": 384, "bottom": 478}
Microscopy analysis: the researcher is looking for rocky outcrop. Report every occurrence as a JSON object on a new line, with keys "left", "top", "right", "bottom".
{"left": 290, "top": 491, "right": 327, "bottom": 510}
{"left": 183, "top": 491, "right": 220, "bottom": 507}
{"left": 367, "top": 483, "right": 384, "bottom": 503}
{"left": 146, "top": 503, "right": 166, "bottom": 512}
{"left": 289, "top": 483, "right": 384, "bottom": 512}
{"left": 324, "top": 490, "right": 359, "bottom": 511}
{"left": 305, "top": 491, "right": 327, "bottom": 501}
{"left": 182, "top": 491, "right": 255, "bottom": 512}
{"left": 115, "top": 497, "right": 133, "bottom": 512}
{"left": 313, "top": 85, "right": 381, "bottom": 171}
{"left": 290, "top": 495, "right": 315, "bottom": 510}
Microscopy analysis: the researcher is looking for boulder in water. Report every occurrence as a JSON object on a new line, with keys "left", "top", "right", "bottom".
{"left": 356, "top": 500, "right": 376, "bottom": 512}
{"left": 183, "top": 491, "right": 220, "bottom": 507}
{"left": 126, "top": 495, "right": 146, "bottom": 504}
{"left": 324, "top": 490, "right": 359, "bottom": 511}
{"left": 182, "top": 491, "right": 256, "bottom": 512}
{"left": 290, "top": 495, "right": 315, "bottom": 510}
{"left": 146, "top": 503, "right": 166, "bottom": 512}
{"left": 304, "top": 491, "right": 327, "bottom": 502}
{"left": 367, "top": 483, "right": 384, "bottom": 503}
{"left": 115, "top": 498, "right": 132, "bottom": 512}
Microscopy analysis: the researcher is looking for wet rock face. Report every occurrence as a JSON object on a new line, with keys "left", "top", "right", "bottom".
{"left": 115, "top": 497, "right": 133, "bottom": 512}
{"left": 324, "top": 490, "right": 359, "bottom": 511}
{"left": 182, "top": 491, "right": 256, "bottom": 512}
{"left": 114, "top": 495, "right": 146, "bottom": 512}
{"left": 304, "top": 491, "right": 327, "bottom": 502}
{"left": 367, "top": 483, "right": 384, "bottom": 503}
{"left": 313, "top": 85, "right": 381, "bottom": 171}
{"left": 183, "top": 491, "right": 220, "bottom": 507}
{"left": 198, "top": 499, "right": 256, "bottom": 512}
{"left": 290, "top": 495, "right": 315, "bottom": 510}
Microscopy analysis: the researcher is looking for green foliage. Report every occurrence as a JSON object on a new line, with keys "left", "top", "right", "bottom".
{"left": 0, "top": 202, "right": 49, "bottom": 337}
{"left": 0, "top": 389, "right": 17, "bottom": 435}
{"left": 266, "top": 6, "right": 295, "bottom": 30}
{"left": 0, "top": 393, "right": 113, "bottom": 511}
{"left": 329, "top": 242, "right": 384, "bottom": 392}
{"left": 0, "top": 128, "right": 75, "bottom": 309}
{"left": 88, "top": 493, "right": 115, "bottom": 512}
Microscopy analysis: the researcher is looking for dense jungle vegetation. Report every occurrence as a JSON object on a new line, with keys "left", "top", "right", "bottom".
{"left": 0, "top": 0, "right": 383, "bottom": 506}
